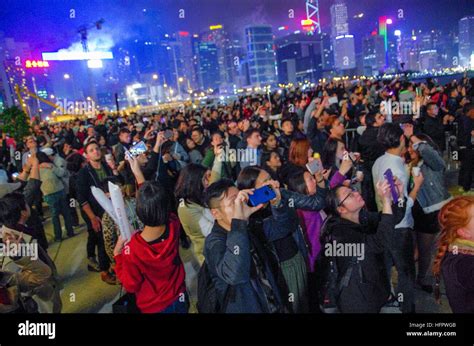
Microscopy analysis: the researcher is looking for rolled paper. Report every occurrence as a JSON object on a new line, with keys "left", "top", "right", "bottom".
{"left": 108, "top": 182, "right": 134, "bottom": 241}
{"left": 91, "top": 186, "right": 119, "bottom": 225}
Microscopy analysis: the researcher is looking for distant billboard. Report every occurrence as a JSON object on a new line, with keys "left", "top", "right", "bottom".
{"left": 42, "top": 51, "right": 113, "bottom": 61}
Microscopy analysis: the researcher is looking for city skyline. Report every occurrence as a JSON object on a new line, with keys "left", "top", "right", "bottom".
{"left": 0, "top": 0, "right": 473, "bottom": 115}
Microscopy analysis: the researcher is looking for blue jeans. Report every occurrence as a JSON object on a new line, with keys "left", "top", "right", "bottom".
{"left": 44, "top": 190, "right": 74, "bottom": 240}
{"left": 159, "top": 293, "right": 189, "bottom": 314}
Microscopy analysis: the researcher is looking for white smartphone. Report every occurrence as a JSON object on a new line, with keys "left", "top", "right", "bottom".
{"left": 328, "top": 96, "right": 338, "bottom": 105}
{"left": 306, "top": 160, "right": 322, "bottom": 175}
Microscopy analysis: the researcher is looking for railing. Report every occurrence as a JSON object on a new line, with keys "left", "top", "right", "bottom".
{"left": 343, "top": 123, "right": 461, "bottom": 172}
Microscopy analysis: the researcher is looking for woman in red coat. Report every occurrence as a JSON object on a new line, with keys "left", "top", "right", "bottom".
{"left": 114, "top": 181, "right": 187, "bottom": 313}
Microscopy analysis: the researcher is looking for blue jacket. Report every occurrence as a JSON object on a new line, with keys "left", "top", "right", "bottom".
{"left": 413, "top": 142, "right": 451, "bottom": 213}
{"left": 204, "top": 202, "right": 294, "bottom": 313}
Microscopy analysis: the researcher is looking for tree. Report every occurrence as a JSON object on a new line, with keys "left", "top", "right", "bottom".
{"left": 0, "top": 106, "right": 31, "bottom": 141}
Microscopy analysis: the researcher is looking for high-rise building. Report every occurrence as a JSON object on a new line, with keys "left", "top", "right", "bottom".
{"left": 419, "top": 50, "right": 439, "bottom": 71}
{"left": 330, "top": 1, "right": 349, "bottom": 39}
{"left": 329, "top": 1, "right": 355, "bottom": 73}
{"left": 459, "top": 16, "right": 474, "bottom": 68}
{"left": 275, "top": 32, "right": 322, "bottom": 83}
{"left": 224, "top": 36, "right": 246, "bottom": 89}
{"left": 436, "top": 31, "right": 459, "bottom": 68}
{"left": 362, "top": 35, "right": 386, "bottom": 76}
{"left": 400, "top": 34, "right": 421, "bottom": 71}
{"left": 387, "top": 38, "right": 399, "bottom": 72}
{"left": 320, "top": 32, "right": 334, "bottom": 73}
{"left": 333, "top": 35, "right": 356, "bottom": 71}
{"left": 196, "top": 41, "right": 220, "bottom": 90}
{"left": 176, "top": 31, "right": 198, "bottom": 91}
{"left": 201, "top": 25, "right": 229, "bottom": 86}
{"left": 245, "top": 25, "right": 277, "bottom": 86}
{"left": 0, "top": 34, "right": 39, "bottom": 114}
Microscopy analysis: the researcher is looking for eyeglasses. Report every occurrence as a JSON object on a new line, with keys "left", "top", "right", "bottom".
{"left": 337, "top": 188, "right": 357, "bottom": 207}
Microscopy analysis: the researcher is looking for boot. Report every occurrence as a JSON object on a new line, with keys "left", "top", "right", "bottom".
{"left": 101, "top": 271, "right": 118, "bottom": 285}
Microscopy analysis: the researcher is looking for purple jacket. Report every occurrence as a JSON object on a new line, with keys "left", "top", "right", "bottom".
{"left": 297, "top": 209, "right": 326, "bottom": 272}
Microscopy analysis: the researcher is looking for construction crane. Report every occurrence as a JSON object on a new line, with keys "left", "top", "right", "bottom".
{"left": 14, "top": 84, "right": 67, "bottom": 117}
{"left": 77, "top": 18, "right": 105, "bottom": 104}
{"left": 77, "top": 18, "right": 105, "bottom": 52}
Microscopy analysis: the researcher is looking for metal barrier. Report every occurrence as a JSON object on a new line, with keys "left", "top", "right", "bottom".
{"left": 343, "top": 123, "right": 461, "bottom": 172}
{"left": 344, "top": 128, "right": 358, "bottom": 149}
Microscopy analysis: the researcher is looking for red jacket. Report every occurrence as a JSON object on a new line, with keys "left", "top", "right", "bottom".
{"left": 115, "top": 214, "right": 186, "bottom": 313}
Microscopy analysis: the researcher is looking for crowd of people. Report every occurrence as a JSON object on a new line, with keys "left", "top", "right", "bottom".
{"left": 0, "top": 74, "right": 474, "bottom": 313}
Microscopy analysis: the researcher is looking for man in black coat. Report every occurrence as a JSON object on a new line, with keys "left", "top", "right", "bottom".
{"left": 76, "top": 141, "right": 122, "bottom": 285}
{"left": 422, "top": 102, "right": 454, "bottom": 152}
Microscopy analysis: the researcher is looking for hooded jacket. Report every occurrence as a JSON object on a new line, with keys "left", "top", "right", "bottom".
{"left": 114, "top": 214, "right": 186, "bottom": 313}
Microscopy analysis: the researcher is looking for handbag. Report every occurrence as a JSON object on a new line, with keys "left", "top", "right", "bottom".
{"left": 112, "top": 287, "right": 140, "bottom": 313}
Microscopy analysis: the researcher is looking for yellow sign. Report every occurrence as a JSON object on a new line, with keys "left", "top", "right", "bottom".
{"left": 209, "top": 24, "right": 223, "bottom": 30}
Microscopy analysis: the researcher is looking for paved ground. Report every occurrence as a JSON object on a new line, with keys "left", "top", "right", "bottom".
{"left": 43, "top": 172, "right": 472, "bottom": 313}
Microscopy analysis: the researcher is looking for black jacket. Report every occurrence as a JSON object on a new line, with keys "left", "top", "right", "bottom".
{"left": 76, "top": 162, "right": 122, "bottom": 218}
{"left": 307, "top": 118, "right": 329, "bottom": 154}
{"left": 358, "top": 126, "right": 384, "bottom": 170}
{"left": 423, "top": 116, "right": 446, "bottom": 151}
{"left": 321, "top": 203, "right": 405, "bottom": 313}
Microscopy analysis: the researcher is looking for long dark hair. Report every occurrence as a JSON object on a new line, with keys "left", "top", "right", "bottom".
{"left": 236, "top": 166, "right": 262, "bottom": 190}
{"left": 175, "top": 163, "right": 208, "bottom": 206}
{"left": 408, "top": 133, "right": 440, "bottom": 165}
{"left": 321, "top": 138, "right": 344, "bottom": 169}
{"left": 287, "top": 168, "right": 308, "bottom": 195}
{"left": 36, "top": 151, "right": 52, "bottom": 164}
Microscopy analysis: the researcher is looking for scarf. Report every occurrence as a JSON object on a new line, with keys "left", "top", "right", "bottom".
{"left": 449, "top": 238, "right": 474, "bottom": 256}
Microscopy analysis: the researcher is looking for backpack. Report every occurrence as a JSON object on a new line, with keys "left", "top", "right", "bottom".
{"left": 196, "top": 261, "right": 233, "bottom": 313}
{"left": 314, "top": 216, "right": 360, "bottom": 313}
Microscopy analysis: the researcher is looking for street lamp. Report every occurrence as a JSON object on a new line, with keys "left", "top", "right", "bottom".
{"left": 152, "top": 74, "right": 158, "bottom": 80}
{"left": 64, "top": 74, "right": 70, "bottom": 79}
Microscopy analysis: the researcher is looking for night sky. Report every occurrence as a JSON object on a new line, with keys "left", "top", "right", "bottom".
{"left": 0, "top": 0, "right": 472, "bottom": 54}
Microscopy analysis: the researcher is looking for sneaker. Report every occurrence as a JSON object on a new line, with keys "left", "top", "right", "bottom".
{"left": 101, "top": 271, "right": 118, "bottom": 285}
{"left": 87, "top": 257, "right": 100, "bottom": 272}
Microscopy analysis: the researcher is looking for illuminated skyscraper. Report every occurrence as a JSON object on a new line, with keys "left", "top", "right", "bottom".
{"left": 330, "top": 0, "right": 349, "bottom": 39}
{"left": 245, "top": 25, "right": 276, "bottom": 86}
{"left": 196, "top": 41, "right": 220, "bottom": 90}
{"left": 275, "top": 32, "right": 322, "bottom": 83}
{"left": 459, "top": 16, "right": 474, "bottom": 68}
{"left": 0, "top": 34, "right": 33, "bottom": 110}
{"left": 330, "top": 1, "right": 355, "bottom": 72}
{"left": 333, "top": 35, "right": 356, "bottom": 71}
{"left": 362, "top": 34, "right": 385, "bottom": 76}
{"left": 176, "top": 31, "right": 198, "bottom": 90}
